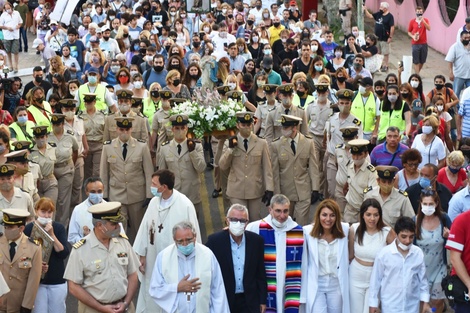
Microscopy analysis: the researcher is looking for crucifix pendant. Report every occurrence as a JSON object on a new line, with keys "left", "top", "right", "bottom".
{"left": 158, "top": 224, "right": 164, "bottom": 233}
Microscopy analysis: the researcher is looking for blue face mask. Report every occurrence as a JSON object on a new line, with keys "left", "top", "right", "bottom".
{"left": 134, "top": 44, "right": 140, "bottom": 51}
{"left": 17, "top": 116, "right": 28, "bottom": 124}
{"left": 419, "top": 177, "right": 432, "bottom": 189}
{"left": 88, "top": 76, "right": 98, "bottom": 84}
{"left": 177, "top": 242, "right": 195, "bottom": 256}
{"left": 448, "top": 166, "right": 461, "bottom": 174}
{"left": 151, "top": 187, "right": 162, "bottom": 197}
{"left": 89, "top": 193, "right": 103, "bottom": 204}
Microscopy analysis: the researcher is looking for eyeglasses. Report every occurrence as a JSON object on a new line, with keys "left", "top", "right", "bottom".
{"left": 175, "top": 237, "right": 195, "bottom": 245}
{"left": 421, "top": 187, "right": 436, "bottom": 196}
{"left": 406, "top": 162, "right": 420, "bottom": 168}
{"left": 227, "top": 217, "right": 248, "bottom": 224}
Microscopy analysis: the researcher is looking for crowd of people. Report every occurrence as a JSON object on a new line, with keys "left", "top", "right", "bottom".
{"left": 0, "top": 0, "right": 470, "bottom": 312}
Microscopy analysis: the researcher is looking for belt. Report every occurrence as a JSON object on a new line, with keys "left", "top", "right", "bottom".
{"left": 312, "top": 134, "right": 324, "bottom": 137}
{"left": 55, "top": 160, "right": 73, "bottom": 168}
{"left": 99, "top": 297, "right": 125, "bottom": 305}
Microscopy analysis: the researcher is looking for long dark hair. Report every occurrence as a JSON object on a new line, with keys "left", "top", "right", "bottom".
{"left": 416, "top": 189, "right": 443, "bottom": 240}
{"left": 310, "top": 199, "right": 345, "bottom": 239}
{"left": 356, "top": 198, "right": 386, "bottom": 245}
{"left": 381, "top": 84, "right": 404, "bottom": 112}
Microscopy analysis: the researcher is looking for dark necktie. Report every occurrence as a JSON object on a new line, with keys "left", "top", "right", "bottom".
{"left": 244, "top": 139, "right": 248, "bottom": 151}
{"left": 122, "top": 143, "right": 127, "bottom": 160}
{"left": 9, "top": 242, "right": 16, "bottom": 261}
{"left": 177, "top": 144, "right": 182, "bottom": 155}
{"left": 291, "top": 140, "right": 296, "bottom": 155}
{"left": 284, "top": 108, "right": 289, "bottom": 115}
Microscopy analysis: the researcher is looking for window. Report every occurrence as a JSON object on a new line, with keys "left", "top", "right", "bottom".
{"left": 438, "top": 0, "right": 459, "bottom": 26}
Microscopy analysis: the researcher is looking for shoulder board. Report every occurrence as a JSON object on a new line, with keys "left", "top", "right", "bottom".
{"left": 268, "top": 107, "right": 276, "bottom": 112}
{"left": 77, "top": 111, "right": 84, "bottom": 116}
{"left": 367, "top": 164, "right": 375, "bottom": 172}
{"left": 100, "top": 110, "right": 108, "bottom": 115}
{"left": 363, "top": 186, "right": 373, "bottom": 194}
{"left": 77, "top": 114, "right": 84, "bottom": 119}
{"left": 353, "top": 118, "right": 362, "bottom": 126}
{"left": 137, "top": 112, "right": 145, "bottom": 118}
{"left": 335, "top": 144, "right": 344, "bottom": 149}
{"left": 103, "top": 141, "right": 112, "bottom": 145}
{"left": 48, "top": 142, "right": 57, "bottom": 147}
{"left": 304, "top": 134, "right": 312, "bottom": 139}
{"left": 137, "top": 138, "right": 146, "bottom": 143}
{"left": 399, "top": 190, "right": 408, "bottom": 197}
{"left": 28, "top": 237, "right": 40, "bottom": 245}
{"left": 73, "top": 238, "right": 86, "bottom": 249}
{"left": 272, "top": 137, "right": 280, "bottom": 142}
{"left": 66, "top": 130, "right": 75, "bottom": 136}
{"left": 297, "top": 106, "right": 305, "bottom": 110}
{"left": 120, "top": 233, "right": 129, "bottom": 240}
{"left": 161, "top": 141, "right": 170, "bottom": 146}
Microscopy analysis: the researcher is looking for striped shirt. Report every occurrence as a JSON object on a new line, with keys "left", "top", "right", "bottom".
{"left": 459, "top": 87, "right": 470, "bottom": 137}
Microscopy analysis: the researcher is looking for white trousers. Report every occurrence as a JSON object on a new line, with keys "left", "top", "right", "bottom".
{"left": 313, "top": 275, "right": 342, "bottom": 313}
{"left": 349, "top": 259, "right": 373, "bottom": 313}
{"left": 32, "top": 282, "right": 67, "bottom": 313}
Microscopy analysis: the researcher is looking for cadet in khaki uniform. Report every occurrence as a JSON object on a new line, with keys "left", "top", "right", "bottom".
{"left": 48, "top": 113, "right": 79, "bottom": 226}
{"left": 219, "top": 112, "right": 274, "bottom": 219}
{"left": 343, "top": 139, "right": 378, "bottom": 223}
{"left": 103, "top": 90, "right": 149, "bottom": 142}
{"left": 79, "top": 93, "right": 107, "bottom": 180}
{"left": 62, "top": 99, "right": 89, "bottom": 208}
{"left": 254, "top": 84, "right": 280, "bottom": 137}
{"left": 29, "top": 126, "right": 58, "bottom": 204}
{"left": 64, "top": 202, "right": 139, "bottom": 313}
{"left": 6, "top": 147, "right": 40, "bottom": 204}
{"left": 264, "top": 84, "right": 309, "bottom": 145}
{"left": 363, "top": 166, "right": 415, "bottom": 227}
{"left": 0, "top": 209, "right": 42, "bottom": 313}
{"left": 270, "top": 115, "right": 320, "bottom": 225}
{"left": 150, "top": 91, "right": 173, "bottom": 162}
{"left": 158, "top": 114, "right": 206, "bottom": 214}
{"left": 306, "top": 83, "right": 333, "bottom": 198}
{"left": 100, "top": 117, "right": 153, "bottom": 243}
{"left": 325, "top": 89, "right": 363, "bottom": 199}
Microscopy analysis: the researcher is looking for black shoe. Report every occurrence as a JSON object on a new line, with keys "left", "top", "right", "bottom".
{"left": 212, "top": 189, "right": 221, "bottom": 198}
{"left": 19, "top": 48, "right": 22, "bottom": 52}
{"left": 24, "top": 48, "right": 28, "bottom": 53}
{"left": 36, "top": 51, "right": 40, "bottom": 55}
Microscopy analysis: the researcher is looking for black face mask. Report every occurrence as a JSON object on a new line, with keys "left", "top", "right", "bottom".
{"left": 256, "top": 5, "right": 261, "bottom": 9}
{"left": 264, "top": 67, "right": 272, "bottom": 73}
{"left": 401, "top": 92, "right": 410, "bottom": 98}
{"left": 35, "top": 76, "right": 43, "bottom": 83}
{"left": 247, "top": 20, "right": 254, "bottom": 25}
{"left": 52, "top": 83, "right": 59, "bottom": 89}
{"left": 36, "top": 97, "right": 44, "bottom": 103}
{"left": 170, "top": 64, "right": 180, "bottom": 69}
{"left": 463, "top": 40, "right": 470, "bottom": 46}
{"left": 435, "top": 84, "right": 444, "bottom": 90}
{"left": 165, "top": 46, "right": 171, "bottom": 52}
{"left": 173, "top": 79, "right": 180, "bottom": 86}
{"left": 140, "top": 48, "right": 147, "bottom": 55}
{"left": 375, "top": 89, "right": 385, "bottom": 96}
{"left": 123, "top": 33, "right": 129, "bottom": 38}
{"left": 151, "top": 90, "right": 160, "bottom": 98}
{"left": 273, "top": 22, "right": 280, "bottom": 28}
{"left": 227, "top": 14, "right": 233, "bottom": 19}
{"left": 190, "top": 74, "right": 199, "bottom": 79}
{"left": 192, "top": 41, "right": 201, "bottom": 48}
{"left": 237, "top": 21, "right": 244, "bottom": 26}
{"left": 297, "top": 90, "right": 305, "bottom": 97}
{"left": 154, "top": 65, "right": 164, "bottom": 72}
{"left": 337, "top": 76, "right": 346, "bottom": 83}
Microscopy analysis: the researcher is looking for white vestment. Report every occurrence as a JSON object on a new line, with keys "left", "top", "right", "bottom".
{"left": 245, "top": 214, "right": 299, "bottom": 311}
{"left": 149, "top": 243, "right": 230, "bottom": 313}
{"left": 133, "top": 190, "right": 201, "bottom": 313}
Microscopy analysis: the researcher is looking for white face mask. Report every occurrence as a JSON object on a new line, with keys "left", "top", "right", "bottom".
{"left": 437, "top": 105, "right": 444, "bottom": 112}
{"left": 281, "top": 128, "right": 292, "bottom": 138}
{"left": 228, "top": 82, "right": 236, "bottom": 90}
{"left": 203, "top": 27, "right": 210, "bottom": 33}
{"left": 421, "top": 204, "right": 436, "bottom": 216}
{"left": 271, "top": 217, "right": 287, "bottom": 228}
{"left": 353, "top": 157, "right": 365, "bottom": 167}
{"left": 311, "top": 45, "right": 318, "bottom": 52}
{"left": 134, "top": 81, "right": 143, "bottom": 89}
{"left": 397, "top": 241, "right": 411, "bottom": 251}
{"left": 228, "top": 221, "right": 245, "bottom": 236}
{"left": 0, "top": 61, "right": 4, "bottom": 66}
{"left": 130, "top": 70, "right": 139, "bottom": 77}
{"left": 64, "top": 111, "right": 75, "bottom": 120}
{"left": 358, "top": 85, "right": 367, "bottom": 95}
{"left": 410, "top": 80, "right": 419, "bottom": 88}
{"left": 37, "top": 216, "right": 52, "bottom": 225}
{"left": 422, "top": 125, "right": 433, "bottom": 134}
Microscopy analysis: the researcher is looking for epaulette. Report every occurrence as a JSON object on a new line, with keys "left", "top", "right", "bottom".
{"left": 297, "top": 106, "right": 305, "bottom": 110}
{"left": 399, "top": 190, "right": 408, "bottom": 197}
{"left": 120, "top": 233, "right": 129, "bottom": 240}
{"left": 137, "top": 112, "right": 145, "bottom": 118}
{"left": 363, "top": 186, "right": 373, "bottom": 194}
{"left": 268, "top": 107, "right": 276, "bottom": 112}
{"left": 353, "top": 118, "right": 362, "bottom": 126}
{"left": 304, "top": 134, "right": 312, "bottom": 139}
{"left": 367, "top": 164, "right": 375, "bottom": 172}
{"left": 28, "top": 237, "right": 39, "bottom": 245}
{"left": 137, "top": 138, "right": 146, "bottom": 143}
{"left": 66, "top": 130, "right": 75, "bottom": 136}
{"left": 77, "top": 113, "right": 84, "bottom": 119}
{"left": 48, "top": 142, "right": 57, "bottom": 147}
{"left": 73, "top": 239, "right": 86, "bottom": 249}
{"left": 103, "top": 141, "right": 112, "bottom": 145}
{"left": 161, "top": 141, "right": 170, "bottom": 146}
{"left": 272, "top": 137, "right": 280, "bottom": 142}
{"left": 335, "top": 144, "right": 344, "bottom": 149}
{"left": 100, "top": 110, "right": 108, "bottom": 115}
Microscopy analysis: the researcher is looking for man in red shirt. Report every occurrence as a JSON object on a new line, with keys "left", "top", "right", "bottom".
{"left": 407, "top": 6, "right": 431, "bottom": 75}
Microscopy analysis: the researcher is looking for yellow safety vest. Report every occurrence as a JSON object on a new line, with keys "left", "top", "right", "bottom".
{"left": 378, "top": 101, "right": 406, "bottom": 140}
{"left": 143, "top": 98, "right": 159, "bottom": 127}
{"left": 292, "top": 94, "right": 315, "bottom": 109}
{"left": 27, "top": 102, "right": 52, "bottom": 131}
{"left": 9, "top": 121, "right": 35, "bottom": 145}
{"left": 351, "top": 92, "right": 377, "bottom": 133}
{"left": 78, "top": 84, "right": 108, "bottom": 112}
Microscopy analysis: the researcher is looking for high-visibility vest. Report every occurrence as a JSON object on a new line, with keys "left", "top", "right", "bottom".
{"left": 9, "top": 121, "right": 35, "bottom": 145}
{"left": 378, "top": 101, "right": 406, "bottom": 140}
{"left": 78, "top": 84, "right": 108, "bottom": 112}
{"left": 351, "top": 92, "right": 377, "bottom": 133}
{"left": 27, "top": 102, "right": 52, "bottom": 131}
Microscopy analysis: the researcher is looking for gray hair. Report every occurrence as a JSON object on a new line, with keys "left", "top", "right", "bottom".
{"left": 380, "top": 2, "right": 389, "bottom": 9}
{"left": 226, "top": 204, "right": 249, "bottom": 218}
{"left": 270, "top": 194, "right": 290, "bottom": 208}
{"left": 92, "top": 218, "right": 106, "bottom": 226}
{"left": 172, "top": 221, "right": 197, "bottom": 238}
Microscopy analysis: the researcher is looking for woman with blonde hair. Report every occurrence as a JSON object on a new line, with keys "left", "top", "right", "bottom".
{"left": 257, "top": 21, "right": 270, "bottom": 45}
{"left": 292, "top": 72, "right": 307, "bottom": 86}
{"left": 47, "top": 55, "right": 71, "bottom": 82}
{"left": 115, "top": 25, "right": 130, "bottom": 51}
{"left": 437, "top": 150, "right": 468, "bottom": 194}
{"left": 217, "top": 57, "right": 230, "bottom": 87}
{"left": 162, "top": 69, "right": 191, "bottom": 99}
{"left": 261, "top": 8, "right": 272, "bottom": 27}
{"left": 332, "top": 67, "right": 353, "bottom": 91}
{"left": 82, "top": 48, "right": 106, "bottom": 80}
{"left": 411, "top": 115, "right": 446, "bottom": 169}
{"left": 236, "top": 38, "right": 252, "bottom": 61}
{"left": 224, "top": 74, "right": 256, "bottom": 111}
{"left": 143, "top": 82, "right": 161, "bottom": 126}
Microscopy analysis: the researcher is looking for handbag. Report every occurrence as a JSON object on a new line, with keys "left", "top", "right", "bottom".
{"left": 441, "top": 274, "right": 470, "bottom": 304}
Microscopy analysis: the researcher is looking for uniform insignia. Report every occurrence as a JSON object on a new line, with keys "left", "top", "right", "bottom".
{"left": 399, "top": 190, "right": 408, "bottom": 197}
{"left": 335, "top": 144, "right": 344, "bottom": 149}
{"left": 281, "top": 116, "right": 286, "bottom": 123}
{"left": 161, "top": 141, "right": 170, "bottom": 146}
{"left": 100, "top": 110, "right": 108, "bottom": 115}
{"left": 66, "top": 130, "right": 75, "bottom": 136}
{"left": 268, "top": 107, "right": 276, "bottom": 112}
{"left": 103, "top": 141, "right": 112, "bottom": 145}
{"left": 304, "top": 134, "right": 312, "bottom": 139}
{"left": 367, "top": 164, "right": 375, "bottom": 172}
{"left": 73, "top": 239, "right": 86, "bottom": 249}
{"left": 0, "top": 166, "right": 7, "bottom": 174}
{"left": 34, "top": 127, "right": 42, "bottom": 134}
{"left": 28, "top": 237, "right": 39, "bottom": 245}
{"left": 176, "top": 115, "right": 183, "bottom": 123}
{"left": 272, "top": 137, "right": 280, "bottom": 142}
{"left": 120, "top": 233, "right": 129, "bottom": 240}
{"left": 137, "top": 139, "right": 146, "bottom": 143}
{"left": 77, "top": 113, "right": 84, "bottom": 119}
{"left": 363, "top": 186, "right": 373, "bottom": 194}
{"left": 51, "top": 115, "right": 58, "bottom": 122}
{"left": 297, "top": 106, "right": 305, "bottom": 110}
{"left": 244, "top": 113, "right": 251, "bottom": 121}
{"left": 48, "top": 142, "right": 57, "bottom": 147}
{"left": 353, "top": 118, "right": 362, "bottom": 126}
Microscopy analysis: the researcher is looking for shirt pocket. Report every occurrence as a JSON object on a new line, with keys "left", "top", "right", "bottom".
{"left": 85, "top": 259, "right": 107, "bottom": 276}
{"left": 117, "top": 257, "right": 129, "bottom": 266}
{"left": 107, "top": 156, "right": 117, "bottom": 164}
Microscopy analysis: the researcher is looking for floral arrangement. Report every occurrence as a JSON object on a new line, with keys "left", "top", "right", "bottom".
{"left": 169, "top": 88, "right": 245, "bottom": 139}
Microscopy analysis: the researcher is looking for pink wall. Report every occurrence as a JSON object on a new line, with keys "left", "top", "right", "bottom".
{"left": 365, "top": 0, "right": 468, "bottom": 54}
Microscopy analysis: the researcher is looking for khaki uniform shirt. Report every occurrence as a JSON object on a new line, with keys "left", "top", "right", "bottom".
{"left": 306, "top": 100, "right": 332, "bottom": 136}
{"left": 48, "top": 132, "right": 79, "bottom": 164}
{"left": 334, "top": 144, "right": 350, "bottom": 188}
{"left": 157, "top": 139, "right": 206, "bottom": 204}
{"left": 79, "top": 110, "right": 106, "bottom": 142}
{"left": 0, "top": 233, "right": 42, "bottom": 311}
{"left": 65, "top": 117, "right": 86, "bottom": 156}
{"left": 63, "top": 231, "right": 139, "bottom": 304}
{"left": 345, "top": 161, "right": 378, "bottom": 209}
{"left": 326, "top": 112, "right": 363, "bottom": 154}
{"left": 29, "top": 143, "right": 56, "bottom": 177}
{"left": 103, "top": 111, "right": 149, "bottom": 142}
{"left": 151, "top": 109, "right": 173, "bottom": 154}
{"left": 364, "top": 186, "right": 415, "bottom": 227}
{"left": 0, "top": 188, "right": 34, "bottom": 232}
{"left": 264, "top": 104, "right": 308, "bottom": 144}
{"left": 254, "top": 101, "right": 279, "bottom": 138}
{"left": 100, "top": 137, "right": 153, "bottom": 204}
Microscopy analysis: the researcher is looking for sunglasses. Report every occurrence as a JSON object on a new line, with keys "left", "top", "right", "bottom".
{"left": 421, "top": 187, "right": 436, "bottom": 196}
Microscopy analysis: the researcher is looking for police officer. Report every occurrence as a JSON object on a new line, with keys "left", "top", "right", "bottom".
{"left": 103, "top": 89, "right": 149, "bottom": 142}
{"left": 48, "top": 113, "right": 79, "bottom": 226}
{"left": 64, "top": 202, "right": 139, "bottom": 313}
{"left": 158, "top": 114, "right": 206, "bottom": 214}
{"left": 150, "top": 90, "right": 173, "bottom": 163}
{"left": 265, "top": 84, "right": 309, "bottom": 144}
{"left": 61, "top": 98, "right": 88, "bottom": 208}
{"left": 270, "top": 115, "right": 320, "bottom": 225}
{"left": 364, "top": 165, "right": 415, "bottom": 227}
{"left": 131, "top": 97, "right": 151, "bottom": 139}
{"left": 0, "top": 209, "right": 42, "bottom": 313}
{"left": 219, "top": 112, "right": 274, "bottom": 220}
{"left": 254, "top": 84, "right": 280, "bottom": 137}
{"left": 100, "top": 117, "right": 153, "bottom": 243}
{"left": 343, "top": 139, "right": 378, "bottom": 223}
{"left": 29, "top": 126, "right": 58, "bottom": 204}
{"left": 79, "top": 93, "right": 107, "bottom": 180}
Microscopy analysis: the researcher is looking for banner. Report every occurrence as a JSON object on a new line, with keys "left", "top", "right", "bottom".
{"left": 49, "top": 0, "right": 79, "bottom": 25}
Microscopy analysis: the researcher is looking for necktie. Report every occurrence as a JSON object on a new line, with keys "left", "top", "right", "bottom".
{"left": 244, "top": 139, "right": 248, "bottom": 151}
{"left": 291, "top": 140, "right": 296, "bottom": 155}
{"left": 284, "top": 108, "right": 289, "bottom": 115}
{"left": 9, "top": 242, "right": 16, "bottom": 261}
{"left": 122, "top": 143, "right": 127, "bottom": 160}
{"left": 177, "top": 144, "right": 182, "bottom": 155}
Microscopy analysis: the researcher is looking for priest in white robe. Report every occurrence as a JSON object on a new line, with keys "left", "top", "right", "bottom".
{"left": 133, "top": 169, "right": 201, "bottom": 313}
{"left": 149, "top": 221, "right": 230, "bottom": 313}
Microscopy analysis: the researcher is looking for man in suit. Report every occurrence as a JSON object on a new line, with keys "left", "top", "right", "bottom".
{"left": 157, "top": 114, "right": 206, "bottom": 214}
{"left": 270, "top": 115, "right": 320, "bottom": 225}
{"left": 0, "top": 209, "right": 42, "bottom": 313}
{"left": 206, "top": 204, "right": 267, "bottom": 313}
{"left": 219, "top": 112, "right": 274, "bottom": 220}
{"left": 100, "top": 116, "right": 153, "bottom": 243}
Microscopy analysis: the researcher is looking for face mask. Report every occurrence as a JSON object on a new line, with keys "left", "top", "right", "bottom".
{"left": 219, "top": 31, "right": 228, "bottom": 38}
{"left": 177, "top": 242, "right": 195, "bottom": 255}
{"left": 281, "top": 98, "right": 290, "bottom": 106}
{"left": 203, "top": 27, "right": 210, "bottom": 33}
{"left": 111, "top": 65, "right": 120, "bottom": 72}
{"left": 88, "top": 76, "right": 98, "bottom": 84}
{"left": 154, "top": 65, "right": 164, "bottom": 72}
{"left": 297, "top": 90, "right": 305, "bottom": 97}
{"left": 64, "top": 111, "right": 75, "bottom": 120}
{"left": 338, "top": 105, "right": 347, "bottom": 113}
{"left": 35, "top": 76, "right": 43, "bottom": 83}
{"left": 422, "top": 125, "right": 433, "bottom": 134}
{"left": 256, "top": 4, "right": 261, "bottom": 9}
{"left": 170, "top": 11, "right": 176, "bottom": 16}
{"left": 353, "top": 158, "right": 365, "bottom": 167}
{"left": 92, "top": 56, "right": 100, "bottom": 63}
{"left": 229, "top": 221, "right": 245, "bottom": 236}
{"left": 334, "top": 51, "right": 342, "bottom": 58}
{"left": 352, "top": 31, "right": 359, "bottom": 37}
{"left": 358, "top": 85, "right": 367, "bottom": 95}
{"left": 353, "top": 62, "right": 361, "bottom": 69}
{"left": 0, "top": 181, "right": 12, "bottom": 191}
{"left": 36, "top": 138, "right": 46, "bottom": 148}
{"left": 151, "top": 186, "right": 162, "bottom": 197}
{"left": 257, "top": 80, "right": 265, "bottom": 87}
{"left": 228, "top": 83, "right": 236, "bottom": 90}
{"left": 436, "top": 104, "right": 444, "bottom": 112}
{"left": 337, "top": 76, "right": 346, "bottom": 83}
{"left": 397, "top": 241, "right": 411, "bottom": 251}
{"left": 193, "top": 42, "right": 201, "bottom": 48}
{"left": 416, "top": 13, "right": 423, "bottom": 17}
{"left": 462, "top": 39, "right": 470, "bottom": 46}
{"left": 17, "top": 116, "right": 28, "bottom": 124}
{"left": 281, "top": 128, "right": 293, "bottom": 138}
{"left": 173, "top": 79, "right": 180, "bottom": 86}
{"left": 37, "top": 217, "right": 52, "bottom": 225}
{"left": 88, "top": 192, "right": 103, "bottom": 204}
{"left": 375, "top": 89, "right": 385, "bottom": 96}
{"left": 449, "top": 166, "right": 461, "bottom": 174}
{"left": 311, "top": 45, "right": 318, "bottom": 52}
{"left": 410, "top": 80, "right": 419, "bottom": 88}
{"left": 134, "top": 81, "right": 143, "bottom": 89}
{"left": 181, "top": 14, "right": 186, "bottom": 18}
{"left": 102, "top": 225, "right": 120, "bottom": 238}
{"left": 379, "top": 183, "right": 393, "bottom": 194}
{"left": 170, "top": 64, "right": 180, "bottom": 70}
{"left": 222, "top": 8, "right": 227, "bottom": 14}
{"left": 4, "top": 228, "right": 21, "bottom": 241}
{"left": 70, "top": 90, "right": 78, "bottom": 97}
{"left": 247, "top": 20, "right": 254, "bottom": 26}
{"left": 252, "top": 36, "right": 259, "bottom": 43}
{"left": 283, "top": 66, "right": 291, "bottom": 72}
{"left": 119, "top": 133, "right": 130, "bottom": 142}
{"left": 0, "top": 61, "right": 4, "bottom": 66}
{"left": 421, "top": 204, "right": 435, "bottom": 216}
{"left": 130, "top": 70, "right": 139, "bottom": 76}
{"left": 263, "top": 13, "right": 269, "bottom": 18}
{"left": 119, "top": 76, "right": 128, "bottom": 84}
{"left": 151, "top": 91, "right": 160, "bottom": 98}
{"left": 419, "top": 177, "right": 432, "bottom": 189}
{"left": 264, "top": 49, "right": 272, "bottom": 55}
{"left": 435, "top": 83, "right": 444, "bottom": 90}
{"left": 36, "top": 97, "right": 45, "bottom": 103}
{"left": 314, "top": 65, "right": 323, "bottom": 72}
{"left": 401, "top": 92, "right": 409, "bottom": 98}
{"left": 239, "top": 128, "right": 251, "bottom": 138}
{"left": 271, "top": 218, "right": 287, "bottom": 228}
{"left": 388, "top": 95, "right": 397, "bottom": 102}
{"left": 119, "top": 104, "right": 130, "bottom": 113}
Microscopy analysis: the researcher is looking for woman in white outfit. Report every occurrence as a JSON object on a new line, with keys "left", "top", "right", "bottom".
{"left": 348, "top": 198, "right": 396, "bottom": 313}
{"left": 300, "top": 199, "right": 350, "bottom": 313}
